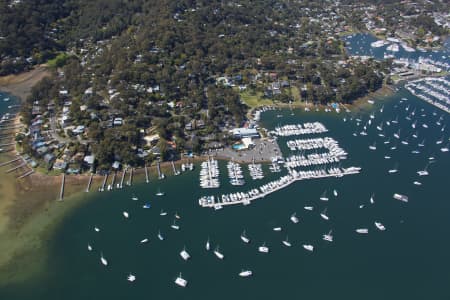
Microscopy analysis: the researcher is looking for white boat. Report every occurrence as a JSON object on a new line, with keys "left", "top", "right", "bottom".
{"left": 214, "top": 246, "right": 224, "bottom": 259}
{"left": 175, "top": 273, "right": 188, "bottom": 287}
{"left": 319, "top": 190, "right": 329, "bottom": 201}
{"left": 282, "top": 236, "right": 292, "bottom": 247}
{"left": 123, "top": 211, "right": 129, "bottom": 218}
{"left": 393, "top": 193, "right": 408, "bottom": 202}
{"left": 206, "top": 238, "right": 210, "bottom": 251}
{"left": 100, "top": 253, "right": 108, "bottom": 266}
{"left": 356, "top": 228, "right": 368, "bottom": 234}
{"left": 88, "top": 244, "right": 93, "bottom": 251}
{"left": 127, "top": 274, "right": 136, "bottom": 282}
{"left": 160, "top": 209, "right": 167, "bottom": 216}
{"left": 180, "top": 247, "right": 191, "bottom": 260}
{"left": 258, "top": 243, "right": 269, "bottom": 253}
{"left": 370, "top": 193, "right": 375, "bottom": 204}
{"left": 156, "top": 188, "right": 165, "bottom": 196}
{"left": 333, "top": 189, "right": 338, "bottom": 197}
{"left": 369, "top": 142, "right": 376, "bottom": 150}
{"left": 322, "top": 230, "right": 333, "bottom": 242}
{"left": 413, "top": 181, "right": 422, "bottom": 186}
{"left": 131, "top": 195, "right": 138, "bottom": 201}
{"left": 302, "top": 244, "right": 314, "bottom": 252}
{"left": 171, "top": 220, "right": 180, "bottom": 230}
{"left": 140, "top": 238, "right": 149, "bottom": 244}
{"left": 384, "top": 156, "right": 391, "bottom": 159}
{"left": 239, "top": 270, "right": 253, "bottom": 277}
{"left": 273, "top": 227, "right": 282, "bottom": 232}
{"left": 375, "top": 221, "right": 386, "bottom": 231}
{"left": 240, "top": 230, "right": 250, "bottom": 243}
{"left": 304, "top": 206, "right": 314, "bottom": 211}
{"left": 158, "top": 230, "right": 164, "bottom": 240}
{"left": 320, "top": 208, "right": 329, "bottom": 220}
{"left": 94, "top": 227, "right": 100, "bottom": 232}
{"left": 175, "top": 212, "right": 181, "bottom": 219}
{"left": 290, "top": 213, "right": 299, "bottom": 224}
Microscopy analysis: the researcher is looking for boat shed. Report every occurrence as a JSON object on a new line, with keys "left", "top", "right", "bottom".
{"left": 231, "top": 128, "right": 259, "bottom": 138}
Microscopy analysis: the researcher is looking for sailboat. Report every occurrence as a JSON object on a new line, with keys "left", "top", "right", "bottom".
{"left": 369, "top": 142, "right": 376, "bottom": 150}
{"left": 304, "top": 206, "right": 314, "bottom": 211}
{"left": 240, "top": 230, "right": 250, "bottom": 243}
{"left": 214, "top": 246, "right": 224, "bottom": 259}
{"left": 88, "top": 244, "right": 93, "bottom": 251}
{"left": 142, "top": 202, "right": 151, "bottom": 209}
{"left": 319, "top": 190, "right": 329, "bottom": 201}
{"left": 131, "top": 195, "right": 138, "bottom": 201}
{"left": 388, "top": 163, "right": 399, "bottom": 174}
{"left": 160, "top": 209, "right": 167, "bottom": 216}
{"left": 174, "top": 273, "right": 188, "bottom": 287}
{"left": 100, "top": 253, "right": 108, "bottom": 266}
{"left": 418, "top": 139, "right": 425, "bottom": 147}
{"left": 140, "top": 238, "right": 149, "bottom": 244}
{"left": 302, "top": 244, "right": 314, "bottom": 252}
{"left": 322, "top": 230, "right": 333, "bottom": 242}
{"left": 282, "top": 236, "right": 292, "bottom": 247}
{"left": 171, "top": 220, "right": 180, "bottom": 230}
{"left": 417, "top": 163, "right": 429, "bottom": 176}
{"left": 205, "top": 238, "right": 210, "bottom": 251}
{"left": 94, "top": 226, "right": 100, "bottom": 232}
{"left": 370, "top": 193, "right": 375, "bottom": 204}
{"left": 290, "top": 212, "right": 299, "bottom": 224}
{"left": 156, "top": 188, "right": 165, "bottom": 196}
{"left": 180, "top": 246, "right": 191, "bottom": 261}
{"left": 239, "top": 270, "right": 253, "bottom": 277}
{"left": 356, "top": 228, "right": 368, "bottom": 234}
{"left": 258, "top": 242, "right": 269, "bottom": 253}
{"left": 158, "top": 230, "right": 164, "bottom": 241}
{"left": 393, "top": 129, "right": 400, "bottom": 139}
{"left": 320, "top": 208, "right": 329, "bottom": 220}
{"left": 441, "top": 143, "right": 449, "bottom": 153}
{"left": 123, "top": 211, "right": 129, "bottom": 218}
{"left": 375, "top": 221, "right": 386, "bottom": 231}
{"left": 333, "top": 189, "right": 338, "bottom": 197}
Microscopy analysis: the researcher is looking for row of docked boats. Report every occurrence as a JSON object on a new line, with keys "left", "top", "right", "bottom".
{"left": 405, "top": 77, "right": 450, "bottom": 113}
{"left": 199, "top": 158, "right": 220, "bottom": 188}
{"left": 270, "top": 122, "right": 328, "bottom": 137}
{"left": 227, "top": 161, "right": 245, "bottom": 186}
{"left": 248, "top": 162, "right": 264, "bottom": 180}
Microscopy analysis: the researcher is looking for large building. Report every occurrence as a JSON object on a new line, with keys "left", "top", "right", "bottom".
{"left": 231, "top": 128, "right": 259, "bottom": 138}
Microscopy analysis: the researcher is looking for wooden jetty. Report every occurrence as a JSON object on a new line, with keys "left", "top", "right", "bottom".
{"left": 6, "top": 162, "right": 26, "bottom": 173}
{"left": 17, "top": 170, "right": 34, "bottom": 179}
{"left": 59, "top": 173, "right": 65, "bottom": 201}
{"left": 110, "top": 172, "right": 116, "bottom": 191}
{"left": 171, "top": 160, "right": 180, "bottom": 175}
{"left": 120, "top": 168, "right": 126, "bottom": 189}
{"left": 86, "top": 173, "right": 93, "bottom": 192}
{"left": 0, "top": 157, "right": 21, "bottom": 167}
{"left": 144, "top": 163, "right": 149, "bottom": 183}
{"left": 100, "top": 174, "right": 108, "bottom": 192}
{"left": 127, "top": 168, "right": 133, "bottom": 186}
{"left": 157, "top": 161, "right": 165, "bottom": 180}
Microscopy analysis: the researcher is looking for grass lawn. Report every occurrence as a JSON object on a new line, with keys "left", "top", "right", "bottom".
{"left": 239, "top": 90, "right": 273, "bottom": 108}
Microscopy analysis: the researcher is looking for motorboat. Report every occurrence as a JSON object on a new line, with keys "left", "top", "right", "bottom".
{"left": 375, "top": 221, "right": 386, "bottom": 231}
{"left": 175, "top": 273, "right": 188, "bottom": 287}
{"left": 258, "top": 243, "right": 269, "bottom": 253}
{"left": 127, "top": 274, "right": 136, "bottom": 282}
{"left": 239, "top": 270, "right": 253, "bottom": 277}
{"left": 240, "top": 230, "right": 250, "bottom": 243}
{"left": 302, "top": 244, "right": 314, "bottom": 252}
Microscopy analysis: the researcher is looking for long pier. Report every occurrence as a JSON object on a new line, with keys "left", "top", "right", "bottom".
{"left": 86, "top": 174, "right": 93, "bottom": 192}
{"left": 157, "top": 161, "right": 164, "bottom": 179}
{"left": 120, "top": 168, "right": 126, "bottom": 189}
{"left": 171, "top": 160, "right": 180, "bottom": 175}
{"left": 17, "top": 170, "right": 34, "bottom": 179}
{"left": 110, "top": 172, "right": 116, "bottom": 190}
{"left": 127, "top": 168, "right": 133, "bottom": 186}
{"left": 199, "top": 167, "right": 362, "bottom": 209}
{"left": 99, "top": 174, "right": 108, "bottom": 192}
{"left": 59, "top": 173, "right": 65, "bottom": 201}
{"left": 6, "top": 162, "right": 26, "bottom": 173}
{"left": 0, "top": 157, "right": 21, "bottom": 167}
{"left": 144, "top": 163, "right": 149, "bottom": 183}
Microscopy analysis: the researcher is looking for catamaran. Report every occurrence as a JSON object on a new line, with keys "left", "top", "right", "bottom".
{"left": 100, "top": 253, "right": 108, "bottom": 266}
{"left": 319, "top": 190, "right": 329, "bottom": 201}
{"left": 375, "top": 221, "right": 386, "bottom": 231}
{"left": 258, "top": 242, "right": 269, "bottom": 253}
{"left": 175, "top": 273, "right": 187, "bottom": 287}
{"left": 239, "top": 270, "right": 253, "bottom": 277}
{"left": 302, "top": 244, "right": 314, "bottom": 252}
{"left": 214, "top": 246, "right": 224, "bottom": 259}
{"left": 240, "top": 230, "right": 250, "bottom": 243}
{"left": 127, "top": 274, "right": 136, "bottom": 282}
{"left": 282, "top": 236, "right": 292, "bottom": 247}
{"left": 180, "top": 246, "right": 191, "bottom": 260}
{"left": 322, "top": 230, "right": 333, "bottom": 242}
{"left": 290, "top": 213, "right": 299, "bottom": 224}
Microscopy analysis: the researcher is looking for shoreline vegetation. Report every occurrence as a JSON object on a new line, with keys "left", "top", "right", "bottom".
{"left": 0, "top": 62, "right": 394, "bottom": 286}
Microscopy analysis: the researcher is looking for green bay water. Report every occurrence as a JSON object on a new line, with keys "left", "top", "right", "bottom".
{"left": 1, "top": 87, "right": 449, "bottom": 299}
